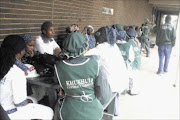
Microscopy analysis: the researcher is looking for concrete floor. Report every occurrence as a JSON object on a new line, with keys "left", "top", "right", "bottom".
{"left": 114, "top": 44, "right": 180, "bottom": 120}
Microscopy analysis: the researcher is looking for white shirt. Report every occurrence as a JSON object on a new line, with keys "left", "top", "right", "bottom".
{"left": 0, "top": 65, "right": 27, "bottom": 111}
{"left": 0, "top": 65, "right": 54, "bottom": 120}
{"left": 34, "top": 35, "right": 60, "bottom": 55}
{"left": 85, "top": 42, "right": 129, "bottom": 93}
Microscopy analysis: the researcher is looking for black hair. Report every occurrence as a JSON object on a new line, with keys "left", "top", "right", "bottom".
{"left": 65, "top": 27, "right": 71, "bottom": 33}
{"left": 95, "top": 27, "right": 107, "bottom": 45}
{"left": 0, "top": 35, "right": 25, "bottom": 80}
{"left": 165, "top": 15, "right": 171, "bottom": 23}
{"left": 135, "top": 26, "right": 139, "bottom": 31}
{"left": 41, "top": 21, "right": 53, "bottom": 35}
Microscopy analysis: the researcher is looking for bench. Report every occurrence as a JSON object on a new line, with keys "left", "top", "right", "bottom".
{"left": 102, "top": 92, "right": 117, "bottom": 120}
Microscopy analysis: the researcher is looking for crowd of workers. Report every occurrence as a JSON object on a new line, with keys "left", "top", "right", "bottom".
{"left": 0, "top": 15, "right": 176, "bottom": 120}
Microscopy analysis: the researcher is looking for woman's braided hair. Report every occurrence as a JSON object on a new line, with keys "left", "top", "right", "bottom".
{"left": 0, "top": 35, "right": 25, "bottom": 80}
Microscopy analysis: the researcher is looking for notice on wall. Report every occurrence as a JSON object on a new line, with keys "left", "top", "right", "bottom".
{"left": 102, "top": 7, "right": 114, "bottom": 15}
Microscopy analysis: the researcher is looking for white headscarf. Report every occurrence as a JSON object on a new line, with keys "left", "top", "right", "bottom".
{"left": 87, "top": 25, "right": 94, "bottom": 33}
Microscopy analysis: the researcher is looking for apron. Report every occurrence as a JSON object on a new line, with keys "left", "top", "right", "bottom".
{"left": 55, "top": 57, "right": 103, "bottom": 120}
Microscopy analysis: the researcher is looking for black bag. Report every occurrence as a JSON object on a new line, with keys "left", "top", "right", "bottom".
{"left": 32, "top": 53, "right": 66, "bottom": 77}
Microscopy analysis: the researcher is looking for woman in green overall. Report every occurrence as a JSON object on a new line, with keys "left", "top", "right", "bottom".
{"left": 55, "top": 32, "right": 104, "bottom": 120}
{"left": 125, "top": 29, "right": 141, "bottom": 95}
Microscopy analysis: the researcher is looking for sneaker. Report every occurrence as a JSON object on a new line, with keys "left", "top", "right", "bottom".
{"left": 126, "top": 90, "right": 138, "bottom": 96}
{"left": 156, "top": 72, "right": 163, "bottom": 76}
{"left": 143, "top": 50, "right": 147, "bottom": 54}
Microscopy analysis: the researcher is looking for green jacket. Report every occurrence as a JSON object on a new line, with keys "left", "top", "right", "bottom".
{"left": 142, "top": 24, "right": 153, "bottom": 36}
{"left": 156, "top": 22, "right": 176, "bottom": 46}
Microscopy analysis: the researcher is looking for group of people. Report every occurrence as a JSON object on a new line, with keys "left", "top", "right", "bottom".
{"left": 0, "top": 15, "right": 176, "bottom": 120}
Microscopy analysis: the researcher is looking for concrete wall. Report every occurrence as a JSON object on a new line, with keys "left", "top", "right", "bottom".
{"left": 0, "top": 0, "right": 153, "bottom": 43}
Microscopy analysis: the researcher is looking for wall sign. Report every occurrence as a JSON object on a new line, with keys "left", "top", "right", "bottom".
{"left": 102, "top": 7, "right": 114, "bottom": 15}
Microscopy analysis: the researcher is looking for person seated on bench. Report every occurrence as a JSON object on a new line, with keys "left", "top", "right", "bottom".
{"left": 55, "top": 32, "right": 112, "bottom": 120}
{"left": 0, "top": 35, "right": 53, "bottom": 120}
{"left": 35, "top": 21, "right": 62, "bottom": 56}
{"left": 84, "top": 26, "right": 129, "bottom": 116}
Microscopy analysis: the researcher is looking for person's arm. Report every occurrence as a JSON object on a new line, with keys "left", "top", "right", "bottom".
{"left": 171, "top": 26, "right": 176, "bottom": 47}
{"left": 12, "top": 69, "right": 28, "bottom": 106}
{"left": 81, "top": 26, "right": 88, "bottom": 34}
{"left": 129, "top": 45, "right": 135, "bottom": 62}
{"left": 54, "top": 47, "right": 62, "bottom": 56}
{"left": 84, "top": 45, "right": 101, "bottom": 56}
{"left": 156, "top": 26, "right": 161, "bottom": 46}
{"left": 94, "top": 63, "right": 113, "bottom": 105}
{"left": 52, "top": 40, "right": 62, "bottom": 56}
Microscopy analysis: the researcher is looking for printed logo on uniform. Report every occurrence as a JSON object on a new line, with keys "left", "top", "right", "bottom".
{"left": 66, "top": 78, "right": 93, "bottom": 89}
{"left": 162, "top": 26, "right": 172, "bottom": 31}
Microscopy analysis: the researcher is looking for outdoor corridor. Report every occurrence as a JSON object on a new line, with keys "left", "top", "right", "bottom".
{"left": 114, "top": 40, "right": 180, "bottom": 120}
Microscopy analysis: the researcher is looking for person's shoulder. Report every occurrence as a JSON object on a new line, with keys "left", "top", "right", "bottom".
{"left": 7, "top": 65, "right": 22, "bottom": 77}
{"left": 35, "top": 35, "right": 43, "bottom": 43}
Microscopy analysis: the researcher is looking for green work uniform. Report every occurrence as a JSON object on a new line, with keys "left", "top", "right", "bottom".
{"left": 141, "top": 24, "right": 153, "bottom": 56}
{"left": 55, "top": 57, "right": 103, "bottom": 120}
{"left": 116, "top": 42, "right": 131, "bottom": 68}
{"left": 127, "top": 39, "right": 141, "bottom": 70}
{"left": 142, "top": 24, "right": 153, "bottom": 36}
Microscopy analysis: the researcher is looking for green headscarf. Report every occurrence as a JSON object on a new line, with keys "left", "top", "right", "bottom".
{"left": 63, "top": 32, "right": 88, "bottom": 58}
{"left": 114, "top": 24, "right": 123, "bottom": 32}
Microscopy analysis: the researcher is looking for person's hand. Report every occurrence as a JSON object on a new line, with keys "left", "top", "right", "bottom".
{"left": 27, "top": 99, "right": 33, "bottom": 103}
{"left": 53, "top": 48, "right": 61, "bottom": 56}
{"left": 26, "top": 50, "right": 34, "bottom": 57}
{"left": 81, "top": 26, "right": 88, "bottom": 34}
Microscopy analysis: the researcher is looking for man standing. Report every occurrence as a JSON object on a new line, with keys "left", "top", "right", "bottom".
{"left": 156, "top": 15, "right": 176, "bottom": 75}
{"left": 141, "top": 18, "right": 156, "bottom": 57}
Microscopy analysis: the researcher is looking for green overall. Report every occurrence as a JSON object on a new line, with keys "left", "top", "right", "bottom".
{"left": 127, "top": 39, "right": 141, "bottom": 70}
{"left": 141, "top": 24, "right": 153, "bottom": 56}
{"left": 55, "top": 57, "right": 103, "bottom": 120}
{"left": 116, "top": 43, "right": 131, "bottom": 69}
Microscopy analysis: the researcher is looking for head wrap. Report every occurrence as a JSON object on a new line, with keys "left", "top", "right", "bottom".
{"left": 123, "top": 25, "right": 129, "bottom": 30}
{"left": 95, "top": 26, "right": 117, "bottom": 46}
{"left": 87, "top": 25, "right": 94, "bottom": 33}
{"left": 114, "top": 24, "right": 123, "bottom": 32}
{"left": 21, "top": 34, "right": 35, "bottom": 44}
{"left": 126, "top": 29, "right": 137, "bottom": 38}
{"left": 116, "top": 30, "right": 126, "bottom": 40}
{"left": 63, "top": 32, "right": 88, "bottom": 58}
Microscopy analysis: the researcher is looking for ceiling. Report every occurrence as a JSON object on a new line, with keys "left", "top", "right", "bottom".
{"left": 148, "top": 0, "right": 180, "bottom": 13}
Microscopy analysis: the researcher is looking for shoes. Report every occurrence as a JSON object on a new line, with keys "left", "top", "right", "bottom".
{"left": 142, "top": 50, "right": 147, "bottom": 54}
{"left": 126, "top": 90, "right": 139, "bottom": 96}
{"left": 156, "top": 72, "right": 163, "bottom": 76}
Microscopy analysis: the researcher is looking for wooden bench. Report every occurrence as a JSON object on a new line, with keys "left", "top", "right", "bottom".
{"left": 102, "top": 92, "right": 117, "bottom": 120}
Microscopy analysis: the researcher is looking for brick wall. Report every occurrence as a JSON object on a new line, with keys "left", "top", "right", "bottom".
{"left": 0, "top": 0, "right": 153, "bottom": 44}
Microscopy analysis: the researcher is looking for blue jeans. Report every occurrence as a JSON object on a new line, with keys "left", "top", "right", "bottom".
{"left": 158, "top": 45, "right": 172, "bottom": 73}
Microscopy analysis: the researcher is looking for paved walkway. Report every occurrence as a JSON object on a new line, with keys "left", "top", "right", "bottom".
{"left": 114, "top": 44, "right": 180, "bottom": 120}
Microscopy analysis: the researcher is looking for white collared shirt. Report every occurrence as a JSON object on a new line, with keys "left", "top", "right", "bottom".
{"left": 0, "top": 65, "right": 27, "bottom": 111}
{"left": 84, "top": 42, "right": 129, "bottom": 93}
{"left": 34, "top": 35, "right": 60, "bottom": 55}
